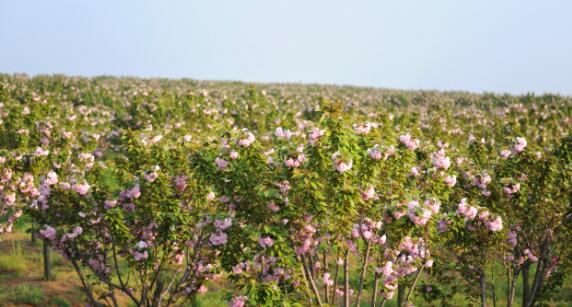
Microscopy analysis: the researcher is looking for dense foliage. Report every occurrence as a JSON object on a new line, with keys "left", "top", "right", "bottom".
{"left": 0, "top": 74, "right": 570, "bottom": 306}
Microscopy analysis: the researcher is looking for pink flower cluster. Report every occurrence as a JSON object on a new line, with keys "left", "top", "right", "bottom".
{"left": 456, "top": 198, "right": 478, "bottom": 220}
{"left": 350, "top": 218, "right": 385, "bottom": 244}
{"left": 503, "top": 183, "right": 520, "bottom": 195}
{"left": 513, "top": 137, "right": 527, "bottom": 153}
{"left": 274, "top": 127, "right": 293, "bottom": 139}
{"left": 431, "top": 149, "right": 451, "bottom": 170}
{"left": 332, "top": 152, "right": 352, "bottom": 173}
{"left": 377, "top": 236, "right": 431, "bottom": 299}
{"left": 229, "top": 295, "right": 247, "bottom": 307}
{"left": 39, "top": 225, "right": 57, "bottom": 241}
{"left": 399, "top": 134, "right": 419, "bottom": 150}
{"left": 308, "top": 128, "right": 325, "bottom": 145}
{"left": 407, "top": 199, "right": 440, "bottom": 227}
{"left": 215, "top": 157, "right": 229, "bottom": 170}
{"left": 294, "top": 224, "right": 317, "bottom": 256}
{"left": 132, "top": 241, "right": 149, "bottom": 261}
{"left": 238, "top": 132, "right": 256, "bottom": 147}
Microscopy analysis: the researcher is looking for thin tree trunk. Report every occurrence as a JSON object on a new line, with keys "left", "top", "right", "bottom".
{"left": 490, "top": 265, "right": 497, "bottom": 307}
{"left": 371, "top": 272, "right": 379, "bottom": 307}
{"left": 526, "top": 260, "right": 546, "bottom": 307}
{"left": 302, "top": 255, "right": 323, "bottom": 306}
{"left": 43, "top": 239, "right": 50, "bottom": 280}
{"left": 404, "top": 267, "right": 423, "bottom": 307}
{"left": 323, "top": 249, "right": 330, "bottom": 304}
{"left": 31, "top": 231, "right": 37, "bottom": 244}
{"left": 522, "top": 263, "right": 530, "bottom": 307}
{"left": 355, "top": 241, "right": 372, "bottom": 306}
{"left": 332, "top": 250, "right": 340, "bottom": 306}
{"left": 480, "top": 268, "right": 487, "bottom": 307}
{"left": 507, "top": 267, "right": 519, "bottom": 307}
{"left": 344, "top": 250, "right": 350, "bottom": 307}
{"left": 70, "top": 258, "right": 99, "bottom": 306}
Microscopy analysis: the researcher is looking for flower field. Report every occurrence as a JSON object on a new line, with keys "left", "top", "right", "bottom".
{"left": 0, "top": 74, "right": 571, "bottom": 306}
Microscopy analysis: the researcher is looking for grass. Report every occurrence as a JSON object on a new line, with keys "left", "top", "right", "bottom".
{"left": 0, "top": 254, "right": 27, "bottom": 276}
{"left": 51, "top": 295, "right": 73, "bottom": 307}
{"left": 4, "top": 283, "right": 46, "bottom": 306}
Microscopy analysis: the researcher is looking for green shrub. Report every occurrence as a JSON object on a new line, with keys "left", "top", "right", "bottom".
{"left": 0, "top": 255, "right": 27, "bottom": 275}
{"left": 10, "top": 283, "right": 45, "bottom": 305}
{"left": 51, "top": 295, "right": 72, "bottom": 307}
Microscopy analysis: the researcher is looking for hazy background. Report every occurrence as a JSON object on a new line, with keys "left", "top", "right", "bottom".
{"left": 1, "top": 0, "right": 571, "bottom": 95}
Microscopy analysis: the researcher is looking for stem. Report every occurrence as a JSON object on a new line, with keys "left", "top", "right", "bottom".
{"left": 403, "top": 266, "right": 423, "bottom": 307}
{"left": 112, "top": 242, "right": 139, "bottom": 305}
{"left": 355, "top": 240, "right": 372, "bottom": 306}
{"left": 480, "top": 268, "right": 487, "bottom": 307}
{"left": 344, "top": 249, "right": 350, "bottom": 307}
{"left": 490, "top": 264, "right": 496, "bottom": 307}
{"left": 526, "top": 259, "right": 546, "bottom": 307}
{"left": 332, "top": 249, "right": 340, "bottom": 305}
{"left": 507, "top": 266, "right": 519, "bottom": 307}
{"left": 70, "top": 258, "right": 99, "bottom": 306}
{"left": 323, "top": 249, "right": 329, "bottom": 304}
{"left": 371, "top": 272, "right": 379, "bottom": 307}
{"left": 302, "top": 255, "right": 323, "bottom": 306}
{"left": 522, "top": 262, "right": 530, "bottom": 306}
{"left": 43, "top": 239, "right": 51, "bottom": 280}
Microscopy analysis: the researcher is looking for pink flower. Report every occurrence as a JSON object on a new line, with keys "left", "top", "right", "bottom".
{"left": 323, "top": 273, "right": 334, "bottom": 286}
{"left": 361, "top": 186, "right": 376, "bottom": 201}
{"left": 431, "top": 149, "right": 451, "bottom": 170}
{"left": 336, "top": 161, "right": 352, "bottom": 173}
{"left": 133, "top": 250, "right": 149, "bottom": 261}
{"left": 39, "top": 225, "right": 57, "bottom": 241}
{"left": 267, "top": 201, "right": 280, "bottom": 212}
{"left": 215, "top": 157, "right": 229, "bottom": 170}
{"left": 174, "top": 176, "right": 187, "bottom": 192}
{"left": 103, "top": 199, "right": 117, "bottom": 209}
{"left": 465, "top": 206, "right": 478, "bottom": 220}
{"left": 209, "top": 232, "right": 228, "bottom": 246}
{"left": 486, "top": 216, "right": 503, "bottom": 232}
{"left": 379, "top": 261, "right": 394, "bottom": 277}
{"left": 73, "top": 181, "right": 90, "bottom": 196}
{"left": 206, "top": 192, "right": 216, "bottom": 201}
{"left": 229, "top": 296, "right": 248, "bottom": 307}
{"left": 368, "top": 146, "right": 382, "bottom": 160}
{"left": 500, "top": 149, "right": 511, "bottom": 158}
{"left": 274, "top": 127, "right": 292, "bottom": 139}
{"left": 2, "top": 192, "right": 16, "bottom": 205}
{"left": 1, "top": 169, "right": 12, "bottom": 182}
{"left": 399, "top": 134, "right": 419, "bottom": 150}
{"left": 45, "top": 171, "right": 58, "bottom": 185}
{"left": 197, "top": 285, "right": 208, "bottom": 294}
{"left": 238, "top": 132, "right": 256, "bottom": 147}
{"left": 144, "top": 171, "right": 159, "bottom": 182}
{"left": 444, "top": 175, "right": 457, "bottom": 187}
{"left": 34, "top": 147, "right": 49, "bottom": 157}
{"left": 308, "top": 128, "right": 325, "bottom": 144}
{"left": 229, "top": 151, "right": 239, "bottom": 160}
{"left": 259, "top": 236, "right": 274, "bottom": 248}
{"left": 507, "top": 231, "right": 518, "bottom": 247}
{"left": 214, "top": 218, "right": 232, "bottom": 230}
{"left": 513, "top": 137, "right": 527, "bottom": 153}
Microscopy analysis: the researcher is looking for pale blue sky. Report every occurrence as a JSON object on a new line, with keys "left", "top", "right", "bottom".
{"left": 1, "top": 0, "right": 571, "bottom": 95}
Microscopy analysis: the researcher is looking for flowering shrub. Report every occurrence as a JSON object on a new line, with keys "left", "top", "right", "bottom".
{"left": 0, "top": 75, "right": 570, "bottom": 306}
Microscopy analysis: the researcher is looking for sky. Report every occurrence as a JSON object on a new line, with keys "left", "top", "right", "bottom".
{"left": 1, "top": 0, "right": 572, "bottom": 95}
